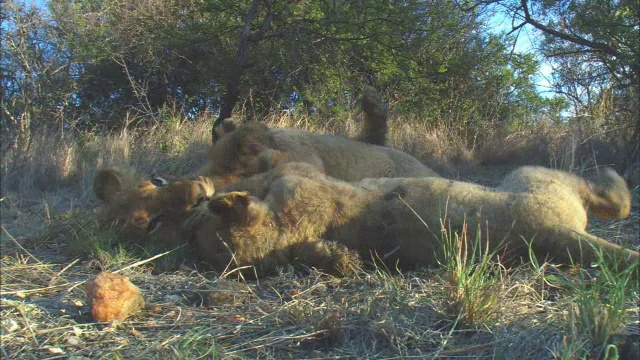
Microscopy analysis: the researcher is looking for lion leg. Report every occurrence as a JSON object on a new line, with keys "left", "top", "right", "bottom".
{"left": 530, "top": 227, "right": 639, "bottom": 270}
{"left": 288, "top": 240, "right": 362, "bottom": 276}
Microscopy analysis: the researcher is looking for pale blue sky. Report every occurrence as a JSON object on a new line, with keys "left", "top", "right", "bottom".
{"left": 486, "top": 7, "right": 556, "bottom": 97}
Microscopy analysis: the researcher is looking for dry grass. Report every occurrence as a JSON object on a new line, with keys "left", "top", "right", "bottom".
{"left": 1, "top": 113, "right": 639, "bottom": 359}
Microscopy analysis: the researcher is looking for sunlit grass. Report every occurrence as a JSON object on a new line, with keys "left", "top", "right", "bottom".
{"left": 560, "top": 250, "right": 639, "bottom": 359}
{"left": 438, "top": 218, "right": 505, "bottom": 328}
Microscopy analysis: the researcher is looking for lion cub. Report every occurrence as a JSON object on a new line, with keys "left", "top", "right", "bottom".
{"left": 202, "top": 89, "right": 439, "bottom": 184}
{"left": 190, "top": 163, "right": 638, "bottom": 274}
{"left": 93, "top": 168, "right": 215, "bottom": 247}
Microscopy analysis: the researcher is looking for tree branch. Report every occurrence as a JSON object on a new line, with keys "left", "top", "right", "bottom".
{"left": 519, "top": 0, "right": 619, "bottom": 58}
{"left": 214, "top": 0, "right": 264, "bottom": 140}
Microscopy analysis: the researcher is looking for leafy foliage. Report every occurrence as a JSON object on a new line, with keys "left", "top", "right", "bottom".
{"left": 3, "top": 0, "right": 556, "bottom": 143}
{"left": 478, "top": 0, "right": 639, "bottom": 162}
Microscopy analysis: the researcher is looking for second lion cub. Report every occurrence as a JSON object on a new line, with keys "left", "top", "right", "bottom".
{"left": 188, "top": 164, "right": 637, "bottom": 275}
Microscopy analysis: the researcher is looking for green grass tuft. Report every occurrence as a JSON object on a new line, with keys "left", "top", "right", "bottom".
{"left": 438, "top": 218, "right": 505, "bottom": 328}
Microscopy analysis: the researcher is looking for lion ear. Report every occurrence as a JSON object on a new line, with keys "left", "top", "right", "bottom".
{"left": 208, "top": 191, "right": 251, "bottom": 219}
{"left": 214, "top": 118, "right": 240, "bottom": 138}
{"left": 93, "top": 168, "right": 132, "bottom": 202}
{"left": 208, "top": 191, "right": 248, "bottom": 211}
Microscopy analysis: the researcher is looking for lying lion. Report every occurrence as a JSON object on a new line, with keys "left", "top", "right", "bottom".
{"left": 93, "top": 164, "right": 638, "bottom": 275}
{"left": 202, "top": 89, "right": 440, "bottom": 183}
{"left": 93, "top": 168, "right": 215, "bottom": 247}
{"left": 187, "top": 163, "right": 638, "bottom": 274}
{"left": 93, "top": 167, "right": 360, "bottom": 274}
{"left": 91, "top": 89, "right": 390, "bottom": 247}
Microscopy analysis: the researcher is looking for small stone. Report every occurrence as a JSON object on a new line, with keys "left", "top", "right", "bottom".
{"left": 84, "top": 272, "right": 145, "bottom": 322}
{"left": 46, "top": 347, "right": 65, "bottom": 355}
{"left": 196, "top": 279, "right": 252, "bottom": 307}
{"left": 164, "top": 294, "right": 183, "bottom": 303}
{"left": 66, "top": 335, "right": 82, "bottom": 346}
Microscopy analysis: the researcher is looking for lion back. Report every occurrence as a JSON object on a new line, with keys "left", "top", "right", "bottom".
{"left": 269, "top": 129, "right": 439, "bottom": 181}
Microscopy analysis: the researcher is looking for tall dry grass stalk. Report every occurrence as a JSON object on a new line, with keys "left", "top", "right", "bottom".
{"left": 1, "top": 115, "right": 211, "bottom": 238}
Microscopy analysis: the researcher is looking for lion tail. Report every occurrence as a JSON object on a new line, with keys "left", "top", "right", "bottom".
{"left": 532, "top": 227, "right": 639, "bottom": 272}
{"left": 358, "top": 86, "right": 388, "bottom": 146}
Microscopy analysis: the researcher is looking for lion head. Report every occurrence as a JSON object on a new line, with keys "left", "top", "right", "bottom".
{"left": 93, "top": 168, "right": 215, "bottom": 247}
{"left": 588, "top": 167, "right": 632, "bottom": 220}
{"left": 209, "top": 120, "right": 269, "bottom": 177}
{"left": 183, "top": 188, "right": 361, "bottom": 276}
{"left": 206, "top": 119, "right": 292, "bottom": 181}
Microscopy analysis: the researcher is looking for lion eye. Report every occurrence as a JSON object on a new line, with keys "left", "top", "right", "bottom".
{"left": 147, "top": 216, "right": 162, "bottom": 234}
{"left": 151, "top": 177, "right": 169, "bottom": 187}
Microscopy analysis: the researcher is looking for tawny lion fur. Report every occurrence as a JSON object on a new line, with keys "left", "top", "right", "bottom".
{"left": 356, "top": 86, "right": 388, "bottom": 146}
{"left": 93, "top": 167, "right": 359, "bottom": 274}
{"left": 90, "top": 88, "right": 394, "bottom": 250}
{"left": 185, "top": 163, "right": 638, "bottom": 274}
{"left": 92, "top": 164, "right": 638, "bottom": 275}
{"left": 93, "top": 168, "right": 215, "bottom": 247}
{"left": 202, "top": 90, "right": 440, "bottom": 183}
